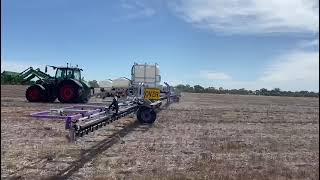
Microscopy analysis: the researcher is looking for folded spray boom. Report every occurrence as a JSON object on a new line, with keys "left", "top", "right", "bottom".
{"left": 31, "top": 99, "right": 162, "bottom": 142}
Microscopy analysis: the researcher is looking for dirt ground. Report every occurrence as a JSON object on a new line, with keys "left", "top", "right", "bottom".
{"left": 1, "top": 85, "right": 319, "bottom": 180}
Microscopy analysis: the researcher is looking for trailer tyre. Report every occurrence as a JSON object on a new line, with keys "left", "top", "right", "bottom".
{"left": 26, "top": 85, "right": 45, "bottom": 102}
{"left": 137, "top": 107, "right": 157, "bottom": 124}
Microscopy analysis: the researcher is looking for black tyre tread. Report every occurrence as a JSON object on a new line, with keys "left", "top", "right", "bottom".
{"left": 137, "top": 107, "right": 157, "bottom": 124}
{"left": 25, "top": 85, "right": 45, "bottom": 102}
{"left": 57, "top": 81, "right": 81, "bottom": 103}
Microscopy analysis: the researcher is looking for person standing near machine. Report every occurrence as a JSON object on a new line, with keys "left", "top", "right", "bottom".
{"left": 108, "top": 94, "right": 119, "bottom": 116}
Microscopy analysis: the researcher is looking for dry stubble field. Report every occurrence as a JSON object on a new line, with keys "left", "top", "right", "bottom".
{"left": 1, "top": 85, "right": 319, "bottom": 180}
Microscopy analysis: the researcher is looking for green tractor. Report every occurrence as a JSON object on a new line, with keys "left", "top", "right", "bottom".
{"left": 25, "top": 65, "right": 91, "bottom": 103}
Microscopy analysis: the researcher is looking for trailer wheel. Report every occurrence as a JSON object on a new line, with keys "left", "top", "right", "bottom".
{"left": 137, "top": 107, "right": 157, "bottom": 124}
{"left": 26, "top": 85, "right": 45, "bottom": 102}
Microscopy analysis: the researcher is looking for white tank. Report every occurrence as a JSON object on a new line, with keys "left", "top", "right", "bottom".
{"left": 98, "top": 80, "right": 113, "bottom": 88}
{"left": 131, "top": 63, "right": 161, "bottom": 87}
{"left": 112, "top": 77, "right": 131, "bottom": 88}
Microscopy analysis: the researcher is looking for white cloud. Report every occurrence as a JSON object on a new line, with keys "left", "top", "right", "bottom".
{"left": 259, "top": 50, "right": 319, "bottom": 90}
{"left": 200, "top": 70, "right": 232, "bottom": 80}
{"left": 299, "top": 39, "right": 319, "bottom": 48}
{"left": 118, "top": 0, "right": 156, "bottom": 20}
{"left": 170, "top": 0, "right": 319, "bottom": 34}
{"left": 200, "top": 51, "right": 319, "bottom": 91}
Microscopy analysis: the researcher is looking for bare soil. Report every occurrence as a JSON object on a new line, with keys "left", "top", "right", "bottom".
{"left": 1, "top": 85, "right": 319, "bottom": 180}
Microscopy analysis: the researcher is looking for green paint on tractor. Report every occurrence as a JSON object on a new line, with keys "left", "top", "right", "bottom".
{"left": 24, "top": 65, "right": 92, "bottom": 103}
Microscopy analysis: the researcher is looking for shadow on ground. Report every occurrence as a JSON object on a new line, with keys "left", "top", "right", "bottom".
{"left": 46, "top": 120, "right": 152, "bottom": 180}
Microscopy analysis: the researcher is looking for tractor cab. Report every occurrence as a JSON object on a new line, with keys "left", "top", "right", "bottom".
{"left": 45, "top": 65, "right": 82, "bottom": 81}
{"left": 54, "top": 67, "right": 82, "bottom": 81}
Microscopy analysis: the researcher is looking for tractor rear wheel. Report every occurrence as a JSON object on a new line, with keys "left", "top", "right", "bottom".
{"left": 26, "top": 85, "right": 45, "bottom": 102}
{"left": 137, "top": 107, "right": 157, "bottom": 124}
{"left": 58, "top": 82, "right": 80, "bottom": 103}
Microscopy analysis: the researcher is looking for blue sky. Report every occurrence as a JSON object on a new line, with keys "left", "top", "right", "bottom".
{"left": 1, "top": 0, "right": 319, "bottom": 91}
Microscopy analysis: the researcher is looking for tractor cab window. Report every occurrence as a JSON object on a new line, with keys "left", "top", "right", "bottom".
{"left": 55, "top": 68, "right": 81, "bottom": 80}
{"left": 66, "top": 69, "right": 74, "bottom": 79}
{"left": 73, "top": 70, "right": 81, "bottom": 81}
{"left": 56, "top": 69, "right": 66, "bottom": 79}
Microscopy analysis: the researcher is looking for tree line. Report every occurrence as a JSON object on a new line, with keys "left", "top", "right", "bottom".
{"left": 1, "top": 73, "right": 25, "bottom": 85}
{"left": 174, "top": 84, "right": 319, "bottom": 98}
{"left": 2, "top": 73, "right": 318, "bottom": 98}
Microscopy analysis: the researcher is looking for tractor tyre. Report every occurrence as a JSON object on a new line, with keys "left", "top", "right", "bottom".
{"left": 58, "top": 81, "right": 81, "bottom": 103}
{"left": 137, "top": 107, "right": 157, "bottom": 124}
{"left": 26, "top": 85, "right": 45, "bottom": 102}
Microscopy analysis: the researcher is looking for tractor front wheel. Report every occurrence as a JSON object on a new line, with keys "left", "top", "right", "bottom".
{"left": 26, "top": 85, "right": 45, "bottom": 102}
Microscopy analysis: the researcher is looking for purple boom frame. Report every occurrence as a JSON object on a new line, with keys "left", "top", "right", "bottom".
{"left": 30, "top": 105, "right": 107, "bottom": 129}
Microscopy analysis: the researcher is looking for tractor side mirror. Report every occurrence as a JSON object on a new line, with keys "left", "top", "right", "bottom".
{"left": 45, "top": 66, "right": 47, "bottom": 73}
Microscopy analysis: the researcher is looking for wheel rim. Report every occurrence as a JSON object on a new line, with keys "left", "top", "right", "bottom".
{"left": 60, "top": 85, "right": 75, "bottom": 101}
{"left": 28, "top": 88, "right": 40, "bottom": 101}
{"left": 141, "top": 109, "right": 152, "bottom": 122}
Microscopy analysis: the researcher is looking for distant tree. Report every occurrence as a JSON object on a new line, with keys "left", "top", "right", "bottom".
{"left": 1, "top": 73, "right": 23, "bottom": 85}
{"left": 174, "top": 84, "right": 318, "bottom": 98}
{"left": 274, "top": 88, "right": 281, "bottom": 92}
{"left": 175, "top": 84, "right": 185, "bottom": 92}
{"left": 238, "top": 88, "right": 248, "bottom": 95}
{"left": 194, "top": 85, "right": 204, "bottom": 92}
{"left": 205, "top": 87, "right": 217, "bottom": 93}
{"left": 229, "top": 89, "right": 237, "bottom": 94}
{"left": 175, "top": 84, "right": 185, "bottom": 90}
{"left": 270, "top": 88, "right": 281, "bottom": 96}
{"left": 260, "top": 88, "right": 269, "bottom": 96}
{"left": 185, "top": 84, "right": 194, "bottom": 92}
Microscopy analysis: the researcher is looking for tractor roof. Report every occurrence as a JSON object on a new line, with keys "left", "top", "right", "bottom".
{"left": 48, "top": 65, "right": 83, "bottom": 71}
